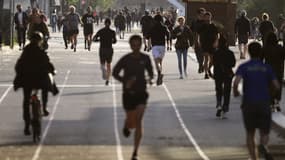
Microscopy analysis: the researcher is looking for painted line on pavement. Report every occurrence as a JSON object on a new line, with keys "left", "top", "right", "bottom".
{"left": 32, "top": 70, "right": 71, "bottom": 160}
{"left": 0, "top": 84, "right": 118, "bottom": 88}
{"left": 0, "top": 85, "right": 12, "bottom": 105}
{"left": 112, "top": 78, "right": 124, "bottom": 160}
{"left": 162, "top": 83, "right": 210, "bottom": 160}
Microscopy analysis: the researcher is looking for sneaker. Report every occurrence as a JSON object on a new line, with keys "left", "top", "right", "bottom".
{"left": 71, "top": 44, "right": 74, "bottom": 49}
{"left": 221, "top": 111, "right": 227, "bottom": 119}
{"left": 105, "top": 80, "right": 109, "bottom": 86}
{"left": 144, "top": 46, "right": 147, "bottom": 51}
{"left": 156, "top": 74, "right": 164, "bottom": 86}
{"left": 43, "top": 108, "right": 50, "bottom": 117}
{"left": 179, "top": 75, "right": 183, "bottom": 79}
{"left": 123, "top": 127, "right": 130, "bottom": 138}
{"left": 258, "top": 144, "right": 274, "bottom": 160}
{"left": 216, "top": 105, "right": 222, "bottom": 118}
{"left": 74, "top": 47, "right": 76, "bottom": 52}
{"left": 274, "top": 100, "right": 281, "bottom": 112}
{"left": 204, "top": 74, "right": 209, "bottom": 79}
{"left": 184, "top": 71, "right": 188, "bottom": 77}
{"left": 131, "top": 155, "right": 139, "bottom": 160}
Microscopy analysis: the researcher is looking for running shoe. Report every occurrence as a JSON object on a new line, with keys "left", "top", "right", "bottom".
{"left": 156, "top": 74, "right": 164, "bottom": 86}
{"left": 179, "top": 75, "right": 183, "bottom": 79}
{"left": 204, "top": 74, "right": 209, "bottom": 79}
{"left": 43, "top": 108, "right": 50, "bottom": 117}
{"left": 24, "top": 126, "right": 31, "bottom": 136}
{"left": 105, "top": 80, "right": 109, "bottom": 86}
{"left": 123, "top": 127, "right": 130, "bottom": 138}
{"left": 258, "top": 144, "right": 274, "bottom": 160}
{"left": 216, "top": 106, "right": 222, "bottom": 118}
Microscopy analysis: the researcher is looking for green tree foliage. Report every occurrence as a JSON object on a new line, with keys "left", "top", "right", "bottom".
{"left": 65, "top": 0, "right": 114, "bottom": 11}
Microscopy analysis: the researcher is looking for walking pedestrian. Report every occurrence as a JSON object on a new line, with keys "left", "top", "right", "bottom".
{"left": 172, "top": 16, "right": 194, "bottom": 79}
{"left": 147, "top": 14, "right": 170, "bottom": 85}
{"left": 261, "top": 32, "right": 285, "bottom": 112}
{"left": 235, "top": 10, "right": 251, "bottom": 59}
{"left": 62, "top": 16, "right": 70, "bottom": 49}
{"left": 93, "top": 18, "right": 117, "bottom": 85}
{"left": 112, "top": 35, "right": 154, "bottom": 160}
{"left": 14, "top": 4, "right": 29, "bottom": 50}
{"left": 213, "top": 34, "right": 236, "bottom": 118}
{"left": 82, "top": 6, "right": 96, "bottom": 51}
{"left": 164, "top": 13, "right": 174, "bottom": 51}
{"left": 50, "top": 9, "right": 58, "bottom": 32}
{"left": 233, "top": 42, "right": 279, "bottom": 160}
{"left": 114, "top": 12, "right": 126, "bottom": 39}
{"left": 259, "top": 13, "right": 275, "bottom": 46}
{"left": 191, "top": 8, "right": 206, "bottom": 74}
{"left": 13, "top": 32, "right": 56, "bottom": 135}
{"left": 66, "top": 5, "right": 81, "bottom": 52}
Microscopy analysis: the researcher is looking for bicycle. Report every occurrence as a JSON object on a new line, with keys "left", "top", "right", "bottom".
{"left": 30, "top": 90, "right": 42, "bottom": 143}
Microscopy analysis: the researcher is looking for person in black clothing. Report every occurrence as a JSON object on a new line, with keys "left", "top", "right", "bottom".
{"left": 82, "top": 6, "right": 95, "bottom": 51}
{"left": 14, "top": 4, "right": 29, "bottom": 50}
{"left": 191, "top": 8, "right": 206, "bottom": 74}
{"left": 262, "top": 32, "right": 285, "bottom": 112}
{"left": 213, "top": 34, "right": 236, "bottom": 118}
{"left": 259, "top": 13, "right": 275, "bottom": 46}
{"left": 235, "top": 10, "right": 251, "bottom": 59}
{"left": 13, "top": 32, "right": 54, "bottom": 135}
{"left": 140, "top": 11, "right": 154, "bottom": 51}
{"left": 113, "top": 35, "right": 154, "bottom": 160}
{"left": 172, "top": 16, "right": 194, "bottom": 79}
{"left": 93, "top": 18, "right": 117, "bottom": 85}
{"left": 147, "top": 14, "right": 170, "bottom": 85}
{"left": 114, "top": 12, "right": 126, "bottom": 39}
{"left": 164, "top": 14, "right": 174, "bottom": 51}
{"left": 199, "top": 11, "right": 219, "bottom": 79}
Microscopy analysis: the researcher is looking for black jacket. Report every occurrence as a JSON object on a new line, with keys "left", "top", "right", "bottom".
{"left": 172, "top": 25, "right": 194, "bottom": 49}
{"left": 14, "top": 12, "right": 29, "bottom": 30}
{"left": 147, "top": 22, "right": 170, "bottom": 46}
{"left": 213, "top": 48, "right": 236, "bottom": 79}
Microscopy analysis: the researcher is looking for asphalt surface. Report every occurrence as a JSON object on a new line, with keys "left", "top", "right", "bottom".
{"left": 0, "top": 25, "right": 284, "bottom": 160}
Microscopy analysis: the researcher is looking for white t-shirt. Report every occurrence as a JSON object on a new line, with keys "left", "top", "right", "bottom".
{"left": 18, "top": 12, "right": 23, "bottom": 25}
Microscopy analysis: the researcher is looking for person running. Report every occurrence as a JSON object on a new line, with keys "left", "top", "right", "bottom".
{"left": 140, "top": 11, "right": 154, "bottom": 51}
{"left": 233, "top": 42, "right": 279, "bottom": 160}
{"left": 13, "top": 32, "right": 55, "bottom": 135}
{"left": 82, "top": 6, "right": 96, "bottom": 51}
{"left": 191, "top": 8, "right": 206, "bottom": 74}
{"left": 213, "top": 34, "right": 236, "bottom": 118}
{"left": 235, "top": 10, "right": 251, "bottom": 59}
{"left": 147, "top": 14, "right": 170, "bottom": 85}
{"left": 66, "top": 5, "right": 81, "bottom": 52}
{"left": 172, "top": 16, "right": 194, "bottom": 79}
{"left": 14, "top": 4, "right": 29, "bottom": 50}
{"left": 259, "top": 13, "right": 275, "bottom": 46}
{"left": 261, "top": 32, "right": 285, "bottom": 112}
{"left": 93, "top": 18, "right": 117, "bottom": 85}
{"left": 199, "top": 11, "right": 219, "bottom": 79}
{"left": 164, "top": 13, "right": 174, "bottom": 51}
{"left": 112, "top": 35, "right": 154, "bottom": 160}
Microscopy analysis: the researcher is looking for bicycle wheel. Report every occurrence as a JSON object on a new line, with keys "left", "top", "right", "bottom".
{"left": 30, "top": 95, "right": 42, "bottom": 143}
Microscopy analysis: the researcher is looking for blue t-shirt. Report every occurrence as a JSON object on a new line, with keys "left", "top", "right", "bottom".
{"left": 236, "top": 59, "right": 276, "bottom": 103}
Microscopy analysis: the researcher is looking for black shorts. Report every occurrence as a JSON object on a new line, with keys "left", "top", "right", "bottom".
{"left": 99, "top": 48, "right": 113, "bottom": 64}
{"left": 241, "top": 102, "right": 271, "bottom": 134}
{"left": 69, "top": 29, "right": 79, "bottom": 35}
{"left": 123, "top": 91, "right": 149, "bottom": 111}
{"left": 84, "top": 27, "right": 93, "bottom": 36}
{"left": 238, "top": 34, "right": 249, "bottom": 44}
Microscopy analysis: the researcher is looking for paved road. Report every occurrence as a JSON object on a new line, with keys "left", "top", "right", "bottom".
{"left": 0, "top": 26, "right": 284, "bottom": 160}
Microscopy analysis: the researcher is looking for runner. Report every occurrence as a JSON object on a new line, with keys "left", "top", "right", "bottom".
{"left": 199, "top": 11, "right": 219, "bottom": 79}
{"left": 93, "top": 18, "right": 117, "bottom": 85}
{"left": 213, "top": 34, "right": 236, "bottom": 118}
{"left": 261, "top": 32, "right": 285, "bottom": 112}
{"left": 172, "top": 16, "right": 194, "bottom": 79}
{"left": 112, "top": 35, "right": 154, "bottom": 160}
{"left": 140, "top": 11, "right": 154, "bottom": 51}
{"left": 147, "top": 14, "right": 170, "bottom": 85}
{"left": 259, "top": 13, "right": 275, "bottom": 46}
{"left": 235, "top": 10, "right": 251, "bottom": 59}
{"left": 66, "top": 5, "right": 81, "bottom": 52}
{"left": 82, "top": 6, "right": 96, "bottom": 51}
{"left": 114, "top": 11, "right": 126, "bottom": 39}
{"left": 233, "top": 42, "right": 279, "bottom": 160}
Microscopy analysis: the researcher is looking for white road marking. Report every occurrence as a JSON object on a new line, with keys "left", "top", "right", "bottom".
{"left": 32, "top": 70, "right": 71, "bottom": 160}
{"left": 0, "top": 85, "right": 12, "bottom": 105}
{"left": 0, "top": 84, "right": 115, "bottom": 88}
{"left": 162, "top": 83, "right": 210, "bottom": 160}
{"left": 112, "top": 78, "right": 124, "bottom": 160}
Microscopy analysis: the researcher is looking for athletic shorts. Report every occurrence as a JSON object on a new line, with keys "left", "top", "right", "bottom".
{"left": 70, "top": 29, "right": 79, "bottom": 35}
{"left": 241, "top": 102, "right": 271, "bottom": 134}
{"left": 99, "top": 48, "right": 113, "bottom": 64}
{"left": 84, "top": 27, "right": 93, "bottom": 36}
{"left": 238, "top": 34, "right": 249, "bottom": 44}
{"left": 152, "top": 46, "right": 166, "bottom": 59}
{"left": 123, "top": 91, "right": 149, "bottom": 111}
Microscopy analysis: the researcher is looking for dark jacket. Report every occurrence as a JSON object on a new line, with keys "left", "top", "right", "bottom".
{"left": 14, "top": 11, "right": 29, "bottom": 30}
{"left": 147, "top": 22, "right": 170, "bottom": 46}
{"left": 259, "top": 20, "right": 275, "bottom": 37}
{"left": 213, "top": 48, "right": 236, "bottom": 79}
{"left": 262, "top": 44, "right": 285, "bottom": 80}
{"left": 172, "top": 25, "right": 194, "bottom": 49}
{"left": 235, "top": 16, "right": 251, "bottom": 35}
{"left": 14, "top": 43, "right": 50, "bottom": 90}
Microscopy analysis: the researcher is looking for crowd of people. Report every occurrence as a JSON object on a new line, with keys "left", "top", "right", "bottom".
{"left": 11, "top": 3, "right": 285, "bottom": 160}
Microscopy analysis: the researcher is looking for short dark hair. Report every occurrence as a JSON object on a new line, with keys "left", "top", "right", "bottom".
{"left": 248, "top": 42, "right": 262, "bottom": 58}
{"left": 105, "top": 18, "right": 111, "bottom": 25}
{"left": 154, "top": 14, "right": 163, "bottom": 22}
{"left": 129, "top": 35, "right": 142, "bottom": 44}
{"left": 197, "top": 8, "right": 206, "bottom": 14}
